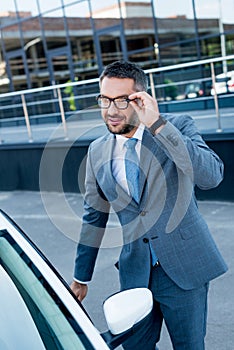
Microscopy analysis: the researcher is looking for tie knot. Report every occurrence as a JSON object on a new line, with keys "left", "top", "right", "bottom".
{"left": 125, "top": 138, "right": 138, "bottom": 150}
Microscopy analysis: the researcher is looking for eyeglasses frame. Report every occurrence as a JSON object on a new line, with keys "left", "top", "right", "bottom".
{"left": 96, "top": 94, "right": 137, "bottom": 110}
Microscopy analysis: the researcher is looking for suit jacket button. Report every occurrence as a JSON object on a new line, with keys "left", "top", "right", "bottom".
{"left": 143, "top": 238, "right": 149, "bottom": 243}
{"left": 140, "top": 211, "right": 146, "bottom": 216}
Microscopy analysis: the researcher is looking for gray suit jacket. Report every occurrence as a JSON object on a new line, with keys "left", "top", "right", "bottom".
{"left": 74, "top": 113, "right": 228, "bottom": 290}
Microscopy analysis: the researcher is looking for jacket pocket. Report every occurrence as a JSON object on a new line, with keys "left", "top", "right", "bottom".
{"left": 179, "top": 221, "right": 197, "bottom": 240}
{"left": 179, "top": 228, "right": 194, "bottom": 240}
{"left": 179, "top": 217, "right": 207, "bottom": 240}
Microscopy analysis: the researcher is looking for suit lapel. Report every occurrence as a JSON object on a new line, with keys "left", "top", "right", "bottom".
{"left": 138, "top": 129, "right": 159, "bottom": 202}
{"left": 97, "top": 133, "right": 134, "bottom": 204}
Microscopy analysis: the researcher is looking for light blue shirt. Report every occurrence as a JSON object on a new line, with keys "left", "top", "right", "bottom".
{"left": 112, "top": 124, "right": 145, "bottom": 195}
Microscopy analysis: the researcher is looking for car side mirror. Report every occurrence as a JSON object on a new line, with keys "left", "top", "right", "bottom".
{"left": 103, "top": 287, "right": 153, "bottom": 335}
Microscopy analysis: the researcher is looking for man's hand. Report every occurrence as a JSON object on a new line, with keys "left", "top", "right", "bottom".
{"left": 70, "top": 281, "right": 88, "bottom": 302}
{"left": 129, "top": 91, "right": 160, "bottom": 128}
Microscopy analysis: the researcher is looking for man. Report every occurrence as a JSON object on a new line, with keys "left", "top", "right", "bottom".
{"left": 71, "top": 60, "right": 227, "bottom": 349}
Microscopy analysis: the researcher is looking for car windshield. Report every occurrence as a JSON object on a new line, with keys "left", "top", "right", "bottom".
{"left": 0, "top": 229, "right": 95, "bottom": 350}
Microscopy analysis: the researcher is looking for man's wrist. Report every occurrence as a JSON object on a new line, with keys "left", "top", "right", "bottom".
{"left": 149, "top": 115, "right": 167, "bottom": 135}
{"left": 73, "top": 277, "right": 90, "bottom": 284}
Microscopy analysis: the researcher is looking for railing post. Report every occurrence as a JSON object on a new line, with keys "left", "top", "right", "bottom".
{"left": 57, "top": 87, "right": 68, "bottom": 140}
{"left": 21, "top": 94, "right": 33, "bottom": 142}
{"left": 210, "top": 62, "right": 222, "bottom": 132}
{"left": 149, "top": 72, "right": 156, "bottom": 100}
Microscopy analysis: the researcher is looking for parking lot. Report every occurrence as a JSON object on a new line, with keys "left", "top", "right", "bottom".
{"left": 0, "top": 191, "right": 233, "bottom": 349}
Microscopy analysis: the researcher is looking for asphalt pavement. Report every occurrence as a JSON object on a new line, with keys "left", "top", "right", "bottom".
{"left": 0, "top": 191, "right": 233, "bottom": 350}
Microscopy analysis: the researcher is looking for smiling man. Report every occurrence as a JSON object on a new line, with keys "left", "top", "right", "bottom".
{"left": 70, "top": 60, "right": 227, "bottom": 350}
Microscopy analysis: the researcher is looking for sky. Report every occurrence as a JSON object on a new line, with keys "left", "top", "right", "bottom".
{"left": 1, "top": 0, "right": 234, "bottom": 23}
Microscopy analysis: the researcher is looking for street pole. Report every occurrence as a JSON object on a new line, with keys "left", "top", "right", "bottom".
{"left": 218, "top": 0, "right": 227, "bottom": 75}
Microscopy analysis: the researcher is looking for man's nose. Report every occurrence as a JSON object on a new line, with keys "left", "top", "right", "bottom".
{"left": 107, "top": 101, "right": 119, "bottom": 114}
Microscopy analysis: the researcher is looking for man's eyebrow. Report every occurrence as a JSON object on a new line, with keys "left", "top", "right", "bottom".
{"left": 100, "top": 94, "right": 129, "bottom": 99}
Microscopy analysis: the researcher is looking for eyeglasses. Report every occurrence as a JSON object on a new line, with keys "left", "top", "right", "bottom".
{"left": 96, "top": 95, "right": 136, "bottom": 110}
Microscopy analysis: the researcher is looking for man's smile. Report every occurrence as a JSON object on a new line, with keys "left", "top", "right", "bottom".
{"left": 107, "top": 116, "right": 125, "bottom": 126}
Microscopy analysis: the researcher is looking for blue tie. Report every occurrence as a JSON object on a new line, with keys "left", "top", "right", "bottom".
{"left": 124, "top": 138, "right": 139, "bottom": 203}
{"left": 149, "top": 242, "right": 159, "bottom": 266}
{"left": 125, "top": 138, "right": 158, "bottom": 266}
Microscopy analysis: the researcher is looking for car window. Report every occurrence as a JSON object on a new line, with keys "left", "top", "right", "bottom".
{"left": 0, "top": 229, "right": 95, "bottom": 350}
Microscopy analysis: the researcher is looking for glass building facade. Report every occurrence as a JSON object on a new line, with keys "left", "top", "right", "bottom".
{"left": 0, "top": 0, "right": 233, "bottom": 92}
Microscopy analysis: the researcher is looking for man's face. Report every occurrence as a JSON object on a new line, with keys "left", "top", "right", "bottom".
{"left": 99, "top": 77, "right": 140, "bottom": 137}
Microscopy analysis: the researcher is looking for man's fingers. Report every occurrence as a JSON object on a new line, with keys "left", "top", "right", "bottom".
{"left": 70, "top": 281, "right": 88, "bottom": 302}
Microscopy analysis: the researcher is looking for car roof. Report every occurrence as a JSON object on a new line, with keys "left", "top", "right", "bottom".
{"left": 216, "top": 70, "right": 234, "bottom": 79}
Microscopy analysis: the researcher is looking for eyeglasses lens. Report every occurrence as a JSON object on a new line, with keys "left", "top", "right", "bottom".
{"left": 97, "top": 97, "right": 129, "bottom": 110}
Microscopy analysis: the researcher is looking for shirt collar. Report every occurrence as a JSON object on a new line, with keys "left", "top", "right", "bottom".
{"left": 115, "top": 123, "right": 145, "bottom": 150}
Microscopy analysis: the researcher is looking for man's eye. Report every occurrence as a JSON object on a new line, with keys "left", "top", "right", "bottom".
{"left": 115, "top": 98, "right": 126, "bottom": 103}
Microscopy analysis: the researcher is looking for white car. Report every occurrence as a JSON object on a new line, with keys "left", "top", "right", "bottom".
{"left": 0, "top": 209, "right": 153, "bottom": 350}
{"left": 211, "top": 70, "right": 234, "bottom": 95}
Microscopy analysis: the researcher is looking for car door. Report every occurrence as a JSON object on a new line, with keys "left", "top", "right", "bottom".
{"left": 0, "top": 209, "right": 110, "bottom": 350}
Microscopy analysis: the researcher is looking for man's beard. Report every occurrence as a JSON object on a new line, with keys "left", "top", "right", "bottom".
{"left": 106, "top": 122, "right": 136, "bottom": 135}
{"left": 105, "top": 112, "right": 139, "bottom": 135}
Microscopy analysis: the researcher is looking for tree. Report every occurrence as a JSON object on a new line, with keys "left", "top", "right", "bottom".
{"left": 164, "top": 79, "right": 178, "bottom": 100}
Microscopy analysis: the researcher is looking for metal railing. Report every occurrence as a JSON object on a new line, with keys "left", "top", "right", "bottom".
{"left": 0, "top": 54, "right": 234, "bottom": 143}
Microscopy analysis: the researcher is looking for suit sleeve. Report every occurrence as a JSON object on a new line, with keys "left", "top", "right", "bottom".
{"left": 155, "top": 114, "right": 224, "bottom": 190}
{"left": 73, "top": 146, "right": 110, "bottom": 282}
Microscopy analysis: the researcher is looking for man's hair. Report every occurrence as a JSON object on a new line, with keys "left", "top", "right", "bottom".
{"left": 100, "top": 60, "right": 148, "bottom": 92}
